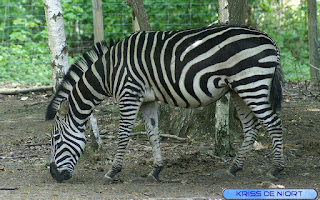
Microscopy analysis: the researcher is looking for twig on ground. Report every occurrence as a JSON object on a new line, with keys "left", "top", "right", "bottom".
{"left": 207, "top": 152, "right": 228, "bottom": 162}
{"left": 0, "top": 85, "right": 53, "bottom": 95}
{"left": 0, "top": 186, "right": 19, "bottom": 190}
{"left": 130, "top": 131, "right": 188, "bottom": 141}
{"left": 24, "top": 143, "right": 50, "bottom": 147}
{"left": 100, "top": 135, "right": 116, "bottom": 140}
{"left": 101, "top": 132, "right": 188, "bottom": 142}
{"left": 0, "top": 155, "right": 25, "bottom": 159}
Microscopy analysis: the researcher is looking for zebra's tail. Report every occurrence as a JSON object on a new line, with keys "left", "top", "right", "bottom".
{"left": 46, "top": 41, "right": 108, "bottom": 120}
{"left": 269, "top": 63, "right": 283, "bottom": 112}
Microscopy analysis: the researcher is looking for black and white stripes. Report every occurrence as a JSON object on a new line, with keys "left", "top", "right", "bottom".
{"left": 46, "top": 25, "right": 284, "bottom": 182}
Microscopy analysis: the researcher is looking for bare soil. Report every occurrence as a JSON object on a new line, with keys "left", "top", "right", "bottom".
{"left": 0, "top": 82, "right": 319, "bottom": 200}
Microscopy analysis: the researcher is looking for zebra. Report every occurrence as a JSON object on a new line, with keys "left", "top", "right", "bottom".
{"left": 46, "top": 25, "right": 284, "bottom": 183}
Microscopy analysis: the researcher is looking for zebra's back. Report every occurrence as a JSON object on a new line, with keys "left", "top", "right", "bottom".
{"left": 113, "top": 26, "right": 280, "bottom": 108}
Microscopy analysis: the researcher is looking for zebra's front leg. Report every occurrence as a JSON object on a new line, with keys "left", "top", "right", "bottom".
{"left": 103, "top": 100, "right": 141, "bottom": 184}
{"left": 103, "top": 133, "right": 130, "bottom": 184}
{"left": 140, "top": 102, "right": 164, "bottom": 182}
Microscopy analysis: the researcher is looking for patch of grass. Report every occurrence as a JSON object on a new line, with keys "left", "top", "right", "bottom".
{"left": 132, "top": 123, "right": 145, "bottom": 133}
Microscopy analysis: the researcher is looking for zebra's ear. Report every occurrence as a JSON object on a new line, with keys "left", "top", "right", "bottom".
{"left": 57, "top": 99, "right": 69, "bottom": 118}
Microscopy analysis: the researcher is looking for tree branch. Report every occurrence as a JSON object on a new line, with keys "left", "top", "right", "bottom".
{"left": 0, "top": 85, "right": 53, "bottom": 95}
{"left": 130, "top": 131, "right": 189, "bottom": 141}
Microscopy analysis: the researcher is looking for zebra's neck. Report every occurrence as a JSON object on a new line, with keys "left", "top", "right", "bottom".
{"left": 46, "top": 41, "right": 111, "bottom": 121}
{"left": 67, "top": 64, "right": 109, "bottom": 126}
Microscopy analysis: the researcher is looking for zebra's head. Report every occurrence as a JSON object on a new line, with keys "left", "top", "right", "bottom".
{"left": 48, "top": 99, "right": 86, "bottom": 182}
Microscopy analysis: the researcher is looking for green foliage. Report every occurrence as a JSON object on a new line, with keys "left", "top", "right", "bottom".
{"left": 0, "top": 0, "right": 51, "bottom": 84}
{"left": 250, "top": 0, "right": 313, "bottom": 81}
{"left": 0, "top": 0, "right": 317, "bottom": 84}
{"left": 0, "top": 44, "right": 51, "bottom": 84}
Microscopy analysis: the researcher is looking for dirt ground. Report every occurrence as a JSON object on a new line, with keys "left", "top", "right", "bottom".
{"left": 0, "top": 82, "right": 319, "bottom": 200}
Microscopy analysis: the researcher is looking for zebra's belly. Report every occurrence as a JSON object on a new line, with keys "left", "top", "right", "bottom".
{"left": 186, "top": 86, "right": 230, "bottom": 108}
{"left": 144, "top": 86, "right": 229, "bottom": 108}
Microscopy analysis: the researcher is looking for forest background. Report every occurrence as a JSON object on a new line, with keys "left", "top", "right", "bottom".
{"left": 0, "top": 0, "right": 319, "bottom": 85}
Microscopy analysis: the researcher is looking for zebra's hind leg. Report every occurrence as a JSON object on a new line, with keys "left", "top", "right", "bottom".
{"left": 232, "top": 90, "right": 284, "bottom": 180}
{"left": 140, "top": 102, "right": 164, "bottom": 182}
{"left": 264, "top": 117, "right": 284, "bottom": 180}
{"left": 255, "top": 112, "right": 284, "bottom": 180}
{"left": 245, "top": 101, "right": 284, "bottom": 179}
{"left": 103, "top": 100, "right": 142, "bottom": 184}
{"left": 229, "top": 91, "right": 261, "bottom": 176}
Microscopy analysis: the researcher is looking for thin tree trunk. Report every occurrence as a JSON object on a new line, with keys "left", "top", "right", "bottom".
{"left": 126, "top": 0, "right": 151, "bottom": 31}
{"left": 214, "top": 94, "right": 232, "bottom": 156}
{"left": 218, "top": 0, "right": 229, "bottom": 24}
{"left": 215, "top": 0, "right": 231, "bottom": 157}
{"left": 214, "top": 0, "right": 247, "bottom": 157}
{"left": 229, "top": 0, "right": 248, "bottom": 25}
{"left": 92, "top": 0, "right": 104, "bottom": 43}
{"left": 307, "top": 0, "right": 320, "bottom": 82}
{"left": 89, "top": 0, "right": 105, "bottom": 150}
{"left": 43, "top": 0, "right": 70, "bottom": 92}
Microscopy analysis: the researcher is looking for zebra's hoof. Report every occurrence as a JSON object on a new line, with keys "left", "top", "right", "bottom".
{"left": 228, "top": 164, "right": 242, "bottom": 177}
{"left": 266, "top": 166, "right": 284, "bottom": 181}
{"left": 102, "top": 175, "right": 114, "bottom": 184}
{"left": 266, "top": 172, "right": 278, "bottom": 181}
{"left": 102, "top": 168, "right": 122, "bottom": 184}
{"left": 226, "top": 169, "right": 237, "bottom": 178}
{"left": 147, "top": 173, "right": 160, "bottom": 182}
{"left": 147, "top": 166, "right": 163, "bottom": 182}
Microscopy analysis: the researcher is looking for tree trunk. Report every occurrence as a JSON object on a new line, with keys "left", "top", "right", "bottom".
{"left": 126, "top": 0, "right": 151, "bottom": 31}
{"left": 307, "top": 0, "right": 320, "bottom": 82}
{"left": 88, "top": 0, "right": 105, "bottom": 150}
{"left": 92, "top": 0, "right": 104, "bottom": 43}
{"left": 214, "top": 0, "right": 230, "bottom": 157}
{"left": 229, "top": 0, "right": 248, "bottom": 25}
{"left": 159, "top": 104, "right": 217, "bottom": 138}
{"left": 213, "top": 0, "right": 247, "bottom": 157}
{"left": 214, "top": 95, "right": 232, "bottom": 156}
{"left": 43, "top": 0, "right": 70, "bottom": 92}
{"left": 218, "top": 0, "right": 229, "bottom": 24}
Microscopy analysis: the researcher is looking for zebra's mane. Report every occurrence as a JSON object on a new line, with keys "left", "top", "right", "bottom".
{"left": 46, "top": 40, "right": 112, "bottom": 120}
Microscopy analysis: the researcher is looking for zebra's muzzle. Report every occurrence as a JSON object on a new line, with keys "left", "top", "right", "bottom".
{"left": 49, "top": 162, "right": 72, "bottom": 182}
